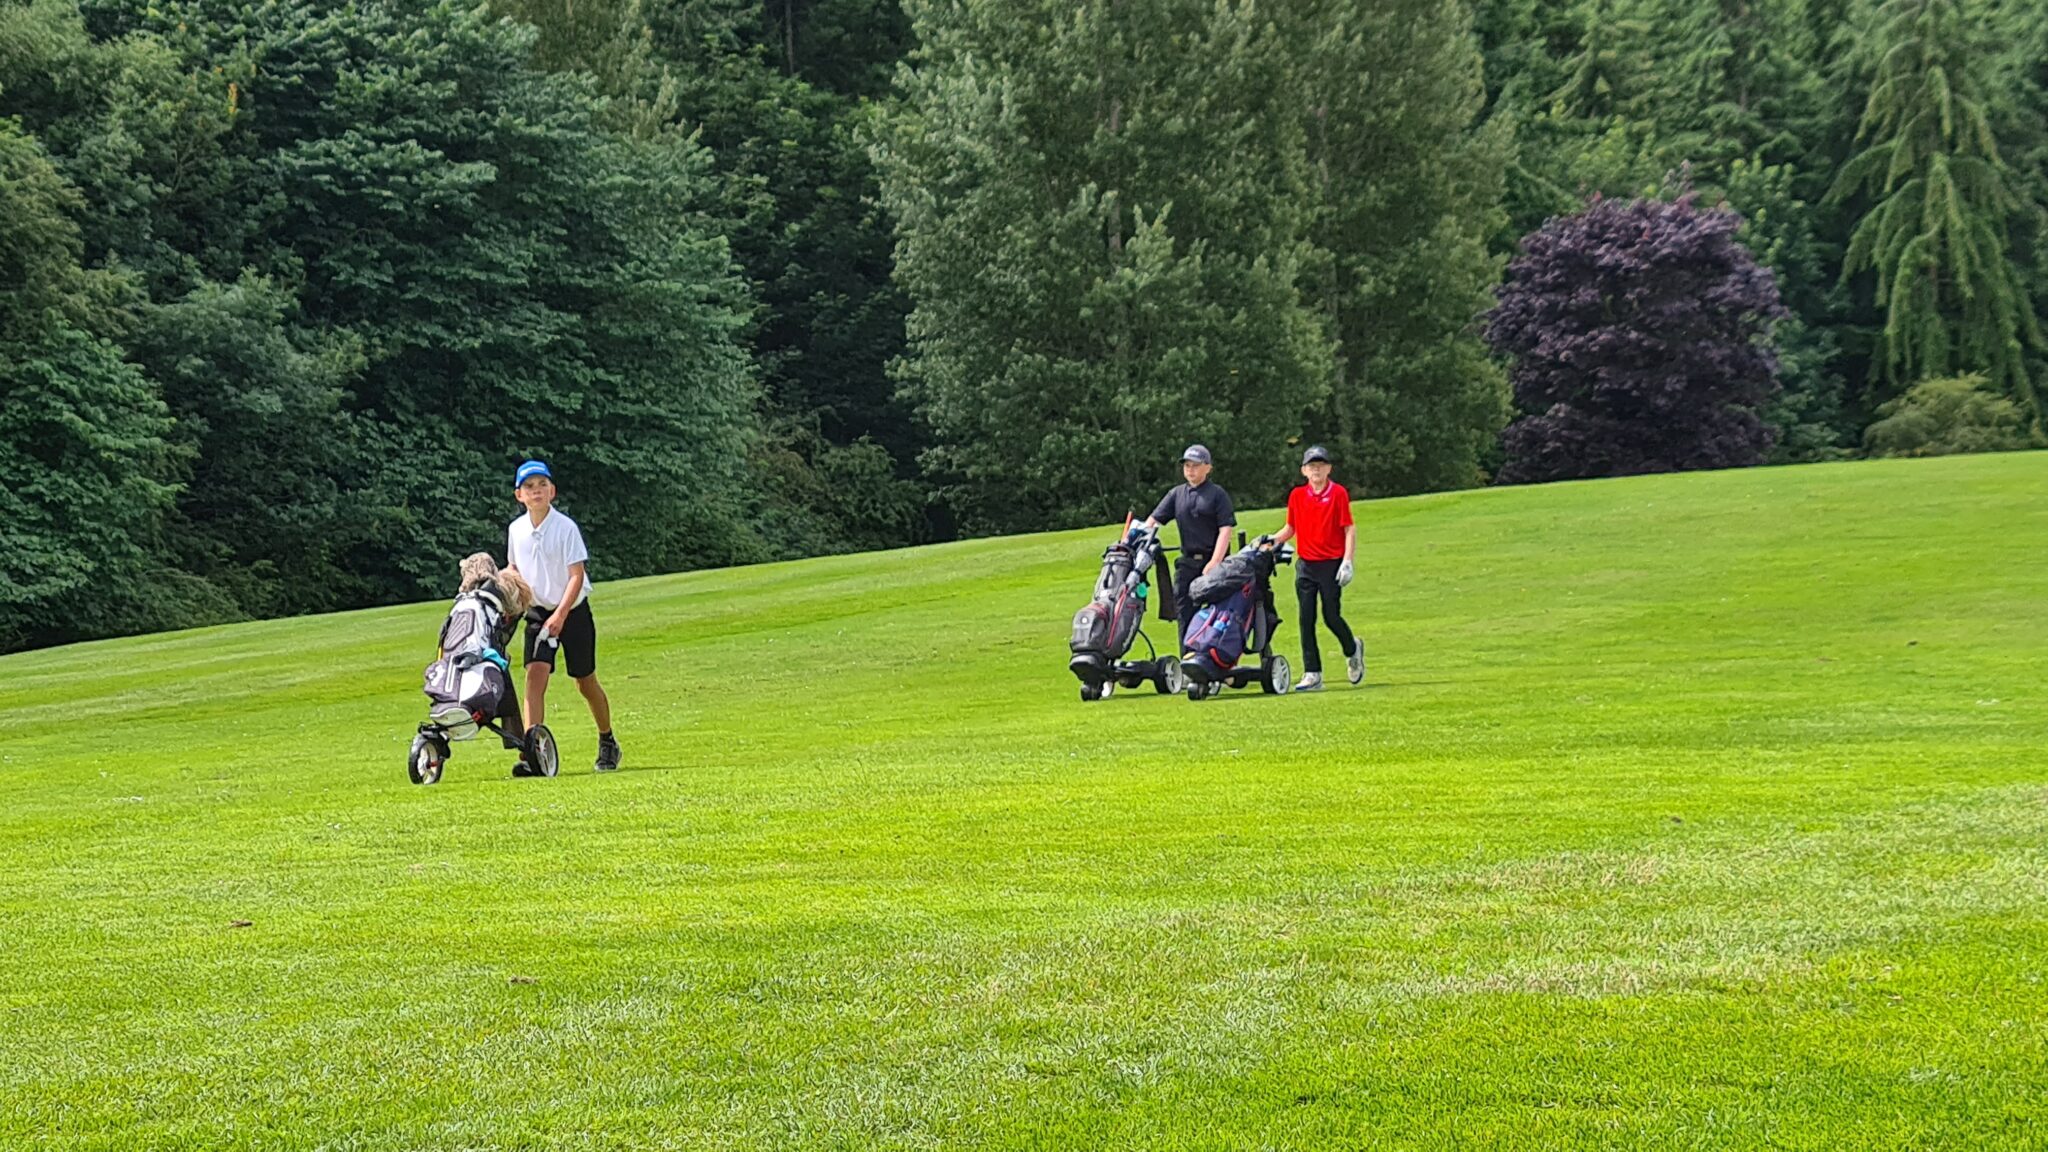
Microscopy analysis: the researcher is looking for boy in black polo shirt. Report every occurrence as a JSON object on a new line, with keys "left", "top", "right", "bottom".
{"left": 1145, "top": 444, "right": 1236, "bottom": 645}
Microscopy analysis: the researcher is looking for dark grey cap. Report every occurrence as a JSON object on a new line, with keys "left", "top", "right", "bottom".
{"left": 1182, "top": 444, "right": 1212, "bottom": 465}
{"left": 1302, "top": 444, "right": 1331, "bottom": 464}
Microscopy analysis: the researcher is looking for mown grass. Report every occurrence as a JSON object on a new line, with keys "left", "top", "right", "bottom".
{"left": 2, "top": 454, "right": 2044, "bottom": 1150}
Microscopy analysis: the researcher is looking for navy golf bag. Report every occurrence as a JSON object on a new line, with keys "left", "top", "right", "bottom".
{"left": 1181, "top": 583, "right": 1255, "bottom": 678}
{"left": 1179, "top": 539, "right": 1292, "bottom": 697}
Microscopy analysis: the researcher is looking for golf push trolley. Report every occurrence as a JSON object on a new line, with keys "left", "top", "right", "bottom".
{"left": 406, "top": 652, "right": 558, "bottom": 785}
{"left": 1068, "top": 519, "right": 1189, "bottom": 701}
{"left": 1178, "top": 531, "right": 1294, "bottom": 701}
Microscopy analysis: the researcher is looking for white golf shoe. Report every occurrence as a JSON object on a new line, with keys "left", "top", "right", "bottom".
{"left": 1294, "top": 672, "right": 1324, "bottom": 692}
{"left": 1347, "top": 642, "right": 1366, "bottom": 685}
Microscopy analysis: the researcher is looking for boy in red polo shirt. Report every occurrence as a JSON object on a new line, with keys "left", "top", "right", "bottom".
{"left": 1271, "top": 445, "right": 1363, "bottom": 690}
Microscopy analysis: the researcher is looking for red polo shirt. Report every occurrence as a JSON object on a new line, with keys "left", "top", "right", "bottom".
{"left": 1286, "top": 480, "right": 1353, "bottom": 562}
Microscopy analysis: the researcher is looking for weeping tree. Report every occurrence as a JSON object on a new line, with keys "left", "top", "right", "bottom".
{"left": 1829, "top": 0, "right": 2042, "bottom": 413}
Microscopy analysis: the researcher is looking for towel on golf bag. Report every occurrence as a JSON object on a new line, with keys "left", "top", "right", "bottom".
{"left": 1187, "top": 544, "right": 1270, "bottom": 607}
{"left": 1182, "top": 584, "right": 1253, "bottom": 670}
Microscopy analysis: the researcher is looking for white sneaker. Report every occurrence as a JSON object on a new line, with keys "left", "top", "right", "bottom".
{"left": 1347, "top": 642, "right": 1366, "bottom": 685}
{"left": 1294, "top": 672, "right": 1323, "bottom": 692}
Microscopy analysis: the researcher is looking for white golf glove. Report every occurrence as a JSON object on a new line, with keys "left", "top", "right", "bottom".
{"left": 1337, "top": 559, "right": 1354, "bottom": 587}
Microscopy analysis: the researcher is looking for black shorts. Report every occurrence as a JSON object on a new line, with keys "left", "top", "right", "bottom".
{"left": 523, "top": 600, "right": 597, "bottom": 679}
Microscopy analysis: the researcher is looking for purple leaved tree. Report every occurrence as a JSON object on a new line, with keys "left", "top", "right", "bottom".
{"left": 1485, "top": 195, "right": 1785, "bottom": 484}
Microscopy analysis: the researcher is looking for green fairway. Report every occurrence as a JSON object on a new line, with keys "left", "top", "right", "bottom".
{"left": 4, "top": 454, "right": 2046, "bottom": 1149}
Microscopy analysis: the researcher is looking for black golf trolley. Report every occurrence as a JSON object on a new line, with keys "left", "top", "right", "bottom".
{"left": 1178, "top": 532, "right": 1293, "bottom": 701}
{"left": 407, "top": 654, "right": 558, "bottom": 785}
{"left": 1069, "top": 520, "right": 1188, "bottom": 701}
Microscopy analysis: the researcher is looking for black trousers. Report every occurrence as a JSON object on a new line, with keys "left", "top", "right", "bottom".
{"left": 1172, "top": 552, "right": 1210, "bottom": 648}
{"left": 1295, "top": 559, "right": 1356, "bottom": 675}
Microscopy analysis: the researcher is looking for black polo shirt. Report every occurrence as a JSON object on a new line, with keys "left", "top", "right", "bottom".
{"left": 1151, "top": 481, "right": 1236, "bottom": 558}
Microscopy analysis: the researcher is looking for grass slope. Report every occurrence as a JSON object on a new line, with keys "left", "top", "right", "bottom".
{"left": 3, "top": 455, "right": 2046, "bottom": 1150}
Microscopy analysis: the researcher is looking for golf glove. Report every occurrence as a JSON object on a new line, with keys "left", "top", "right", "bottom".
{"left": 1337, "top": 559, "right": 1354, "bottom": 587}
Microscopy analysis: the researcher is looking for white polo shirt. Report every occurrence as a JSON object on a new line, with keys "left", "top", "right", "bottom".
{"left": 507, "top": 508, "right": 591, "bottom": 611}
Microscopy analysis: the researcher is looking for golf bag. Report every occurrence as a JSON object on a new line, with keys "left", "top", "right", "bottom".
{"left": 1180, "top": 544, "right": 1281, "bottom": 683}
{"left": 1182, "top": 584, "right": 1254, "bottom": 674}
{"left": 1069, "top": 536, "right": 1156, "bottom": 666}
{"left": 438, "top": 585, "right": 515, "bottom": 662}
{"left": 408, "top": 570, "right": 553, "bottom": 786}
{"left": 422, "top": 585, "right": 520, "bottom": 741}
{"left": 1187, "top": 547, "right": 1263, "bottom": 607}
{"left": 1068, "top": 522, "right": 1185, "bottom": 699}
{"left": 422, "top": 654, "right": 510, "bottom": 740}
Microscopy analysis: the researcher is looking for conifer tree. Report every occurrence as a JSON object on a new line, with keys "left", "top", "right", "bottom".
{"left": 876, "top": 0, "right": 1331, "bottom": 531}
{"left": 1292, "top": 0, "right": 1513, "bottom": 492}
{"left": 1830, "top": 0, "right": 2042, "bottom": 410}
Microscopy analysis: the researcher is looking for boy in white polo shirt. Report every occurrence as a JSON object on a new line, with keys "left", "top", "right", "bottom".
{"left": 507, "top": 460, "right": 620, "bottom": 774}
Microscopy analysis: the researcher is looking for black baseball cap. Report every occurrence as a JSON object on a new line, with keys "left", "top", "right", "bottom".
{"left": 1182, "top": 444, "right": 1212, "bottom": 465}
{"left": 1302, "top": 445, "right": 1331, "bottom": 464}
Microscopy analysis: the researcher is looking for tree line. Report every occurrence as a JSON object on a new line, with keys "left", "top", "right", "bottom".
{"left": 3, "top": 0, "right": 2043, "bottom": 651}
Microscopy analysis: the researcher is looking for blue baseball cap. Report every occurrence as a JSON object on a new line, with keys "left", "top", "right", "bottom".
{"left": 1182, "top": 444, "right": 1212, "bottom": 465}
{"left": 514, "top": 460, "right": 552, "bottom": 487}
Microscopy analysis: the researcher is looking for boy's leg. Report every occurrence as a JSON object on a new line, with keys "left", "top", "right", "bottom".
{"left": 1318, "top": 570, "right": 1364, "bottom": 683}
{"left": 558, "top": 602, "right": 620, "bottom": 771}
{"left": 577, "top": 675, "right": 612, "bottom": 731}
{"left": 524, "top": 663, "right": 550, "bottom": 728}
{"left": 1319, "top": 574, "right": 1357, "bottom": 658}
{"left": 1294, "top": 569, "right": 1323, "bottom": 674}
{"left": 521, "top": 614, "right": 556, "bottom": 729}
{"left": 1173, "top": 554, "right": 1204, "bottom": 648}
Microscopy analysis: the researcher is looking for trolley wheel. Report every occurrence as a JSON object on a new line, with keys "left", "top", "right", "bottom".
{"left": 1080, "top": 683, "right": 1102, "bottom": 702}
{"left": 525, "top": 724, "right": 560, "bottom": 778}
{"left": 1263, "top": 655, "right": 1292, "bottom": 695}
{"left": 408, "top": 732, "right": 446, "bottom": 786}
{"left": 1156, "top": 659, "right": 1187, "bottom": 695}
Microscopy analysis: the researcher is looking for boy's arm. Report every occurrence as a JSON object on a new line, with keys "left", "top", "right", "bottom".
{"left": 1206, "top": 523, "right": 1231, "bottom": 572}
{"left": 546, "top": 563, "right": 586, "bottom": 633}
{"left": 1272, "top": 490, "right": 1298, "bottom": 546}
{"left": 1144, "top": 487, "right": 1176, "bottom": 530}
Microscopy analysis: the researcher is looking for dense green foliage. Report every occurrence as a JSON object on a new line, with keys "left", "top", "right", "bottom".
{"left": 876, "top": 0, "right": 1509, "bottom": 529}
{"left": 1478, "top": 0, "right": 2048, "bottom": 445}
{"left": 1, "top": 0, "right": 762, "bottom": 646}
{"left": 1830, "top": 0, "right": 2041, "bottom": 403}
{"left": 4, "top": 455, "right": 2046, "bottom": 1145}
{"left": 8, "top": 0, "right": 2048, "bottom": 648}
{"left": 1862, "top": 372, "right": 2042, "bottom": 455}
{"left": 876, "top": 0, "right": 1338, "bottom": 531}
